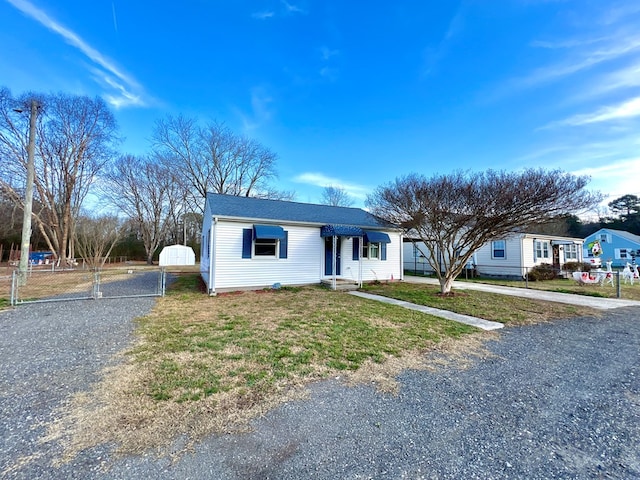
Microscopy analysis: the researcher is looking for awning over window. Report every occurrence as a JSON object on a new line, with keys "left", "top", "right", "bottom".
{"left": 364, "top": 230, "right": 391, "bottom": 244}
{"left": 320, "top": 225, "right": 364, "bottom": 237}
{"left": 253, "top": 224, "right": 286, "bottom": 240}
{"left": 550, "top": 240, "right": 580, "bottom": 246}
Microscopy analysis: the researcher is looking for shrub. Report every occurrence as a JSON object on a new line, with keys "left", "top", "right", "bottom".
{"left": 527, "top": 263, "right": 557, "bottom": 281}
{"left": 563, "top": 261, "right": 592, "bottom": 273}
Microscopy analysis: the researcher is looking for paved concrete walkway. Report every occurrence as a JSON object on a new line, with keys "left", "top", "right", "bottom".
{"left": 349, "top": 291, "right": 504, "bottom": 331}
{"left": 404, "top": 275, "right": 640, "bottom": 310}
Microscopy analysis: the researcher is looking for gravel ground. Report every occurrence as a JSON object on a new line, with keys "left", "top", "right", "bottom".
{"left": 1, "top": 284, "right": 639, "bottom": 479}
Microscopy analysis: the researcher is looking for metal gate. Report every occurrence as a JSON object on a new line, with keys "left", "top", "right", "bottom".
{"left": 9, "top": 268, "right": 166, "bottom": 306}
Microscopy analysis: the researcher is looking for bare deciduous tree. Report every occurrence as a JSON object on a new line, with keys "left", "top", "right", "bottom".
{"left": 75, "top": 214, "right": 122, "bottom": 269}
{"left": 367, "top": 169, "right": 601, "bottom": 294}
{"left": 152, "top": 116, "right": 292, "bottom": 212}
{"left": 320, "top": 185, "right": 354, "bottom": 207}
{"left": 100, "top": 154, "right": 184, "bottom": 264}
{"left": 0, "top": 87, "right": 118, "bottom": 265}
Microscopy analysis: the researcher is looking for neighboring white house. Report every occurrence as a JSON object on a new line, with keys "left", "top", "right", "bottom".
{"left": 404, "top": 233, "right": 584, "bottom": 278}
{"left": 474, "top": 233, "right": 584, "bottom": 278}
{"left": 201, "top": 193, "right": 403, "bottom": 294}
{"left": 583, "top": 228, "right": 640, "bottom": 268}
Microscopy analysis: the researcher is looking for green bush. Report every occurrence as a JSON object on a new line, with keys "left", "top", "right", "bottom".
{"left": 527, "top": 263, "right": 557, "bottom": 281}
{"left": 563, "top": 261, "right": 592, "bottom": 272}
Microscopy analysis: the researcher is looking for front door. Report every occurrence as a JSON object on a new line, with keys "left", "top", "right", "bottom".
{"left": 324, "top": 237, "right": 341, "bottom": 275}
{"left": 552, "top": 244, "right": 561, "bottom": 270}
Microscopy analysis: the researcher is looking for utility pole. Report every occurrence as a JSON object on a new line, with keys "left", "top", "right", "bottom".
{"left": 17, "top": 99, "right": 38, "bottom": 286}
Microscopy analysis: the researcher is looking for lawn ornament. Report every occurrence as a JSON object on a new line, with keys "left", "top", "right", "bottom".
{"left": 601, "top": 261, "right": 614, "bottom": 287}
{"left": 622, "top": 263, "right": 635, "bottom": 285}
{"left": 572, "top": 270, "right": 609, "bottom": 286}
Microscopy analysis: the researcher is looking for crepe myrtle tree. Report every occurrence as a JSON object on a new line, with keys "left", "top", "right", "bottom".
{"left": 366, "top": 169, "right": 602, "bottom": 295}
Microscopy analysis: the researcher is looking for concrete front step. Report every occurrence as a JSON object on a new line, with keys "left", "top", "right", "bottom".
{"left": 321, "top": 279, "right": 360, "bottom": 291}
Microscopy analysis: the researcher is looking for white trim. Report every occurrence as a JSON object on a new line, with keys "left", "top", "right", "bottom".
{"left": 209, "top": 217, "right": 216, "bottom": 295}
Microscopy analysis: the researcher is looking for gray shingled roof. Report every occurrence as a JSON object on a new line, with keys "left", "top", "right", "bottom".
{"left": 205, "top": 193, "right": 397, "bottom": 229}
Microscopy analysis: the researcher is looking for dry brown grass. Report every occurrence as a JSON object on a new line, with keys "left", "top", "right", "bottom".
{"left": 37, "top": 275, "right": 599, "bottom": 463}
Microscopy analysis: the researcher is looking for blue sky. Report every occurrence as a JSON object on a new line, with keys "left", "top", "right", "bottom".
{"left": 2, "top": 0, "right": 639, "bottom": 213}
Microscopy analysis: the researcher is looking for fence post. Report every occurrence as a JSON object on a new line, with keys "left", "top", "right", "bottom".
{"left": 93, "top": 270, "right": 102, "bottom": 299}
{"left": 525, "top": 267, "right": 529, "bottom": 288}
{"left": 161, "top": 268, "right": 166, "bottom": 297}
{"left": 616, "top": 271, "right": 621, "bottom": 299}
{"left": 10, "top": 270, "right": 17, "bottom": 306}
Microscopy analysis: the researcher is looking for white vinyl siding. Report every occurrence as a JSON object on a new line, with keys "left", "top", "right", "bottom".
{"left": 475, "top": 236, "right": 523, "bottom": 277}
{"left": 342, "top": 234, "right": 401, "bottom": 283}
{"left": 215, "top": 223, "right": 320, "bottom": 290}
{"left": 212, "top": 222, "right": 402, "bottom": 290}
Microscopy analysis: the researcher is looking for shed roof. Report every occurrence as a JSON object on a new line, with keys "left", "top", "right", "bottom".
{"left": 205, "top": 193, "right": 397, "bottom": 230}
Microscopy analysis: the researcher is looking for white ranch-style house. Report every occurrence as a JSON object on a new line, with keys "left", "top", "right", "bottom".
{"left": 201, "top": 193, "right": 403, "bottom": 294}
{"left": 404, "top": 232, "right": 584, "bottom": 278}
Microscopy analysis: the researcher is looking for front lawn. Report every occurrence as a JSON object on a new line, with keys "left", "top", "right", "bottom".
{"left": 45, "top": 274, "right": 598, "bottom": 459}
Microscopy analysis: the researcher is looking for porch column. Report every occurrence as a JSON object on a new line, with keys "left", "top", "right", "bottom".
{"left": 332, "top": 235, "right": 337, "bottom": 290}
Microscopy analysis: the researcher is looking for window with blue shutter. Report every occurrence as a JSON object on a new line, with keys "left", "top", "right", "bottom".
{"left": 279, "top": 231, "right": 288, "bottom": 259}
{"left": 242, "top": 228, "right": 252, "bottom": 258}
{"left": 242, "top": 227, "right": 288, "bottom": 258}
{"left": 352, "top": 237, "right": 360, "bottom": 260}
{"left": 381, "top": 242, "right": 387, "bottom": 261}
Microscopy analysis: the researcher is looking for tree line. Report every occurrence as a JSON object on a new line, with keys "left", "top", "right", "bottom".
{"left": 0, "top": 87, "right": 293, "bottom": 266}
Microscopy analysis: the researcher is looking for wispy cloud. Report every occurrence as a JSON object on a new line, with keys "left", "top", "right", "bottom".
{"left": 422, "top": 4, "right": 466, "bottom": 77}
{"left": 281, "top": 0, "right": 305, "bottom": 14}
{"left": 585, "top": 60, "right": 640, "bottom": 97}
{"left": 252, "top": 10, "right": 275, "bottom": 20}
{"left": 520, "top": 34, "right": 640, "bottom": 89}
{"left": 7, "top": 0, "right": 146, "bottom": 108}
{"left": 236, "top": 86, "right": 274, "bottom": 132}
{"left": 600, "top": 2, "right": 640, "bottom": 25}
{"left": 319, "top": 46, "right": 339, "bottom": 61}
{"left": 111, "top": 2, "right": 118, "bottom": 33}
{"left": 545, "top": 96, "right": 640, "bottom": 127}
{"left": 293, "top": 172, "right": 370, "bottom": 200}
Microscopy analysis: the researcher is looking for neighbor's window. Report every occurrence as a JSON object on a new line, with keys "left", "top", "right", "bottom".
{"left": 254, "top": 238, "right": 277, "bottom": 256}
{"left": 492, "top": 240, "right": 506, "bottom": 259}
{"left": 617, "top": 248, "right": 630, "bottom": 259}
{"left": 535, "top": 241, "right": 549, "bottom": 259}
{"left": 565, "top": 244, "right": 578, "bottom": 260}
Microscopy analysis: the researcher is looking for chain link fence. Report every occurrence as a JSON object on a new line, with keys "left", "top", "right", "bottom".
{"left": 8, "top": 267, "right": 167, "bottom": 306}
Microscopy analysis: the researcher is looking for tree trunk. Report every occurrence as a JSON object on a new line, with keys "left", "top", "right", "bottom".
{"left": 146, "top": 250, "right": 154, "bottom": 265}
{"left": 440, "top": 276, "right": 455, "bottom": 295}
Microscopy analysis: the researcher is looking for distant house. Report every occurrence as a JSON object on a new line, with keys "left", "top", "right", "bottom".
{"left": 404, "top": 232, "right": 584, "bottom": 278}
{"left": 200, "top": 193, "right": 403, "bottom": 295}
{"left": 583, "top": 228, "right": 640, "bottom": 268}
{"left": 473, "top": 233, "right": 584, "bottom": 277}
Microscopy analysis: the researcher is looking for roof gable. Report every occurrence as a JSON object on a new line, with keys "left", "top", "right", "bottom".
{"left": 588, "top": 228, "right": 640, "bottom": 245}
{"left": 204, "top": 193, "right": 396, "bottom": 229}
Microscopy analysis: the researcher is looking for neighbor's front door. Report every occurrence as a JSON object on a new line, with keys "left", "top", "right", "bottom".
{"left": 324, "top": 237, "right": 341, "bottom": 276}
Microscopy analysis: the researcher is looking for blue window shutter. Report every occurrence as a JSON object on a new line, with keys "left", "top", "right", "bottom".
{"left": 242, "top": 228, "right": 252, "bottom": 258}
{"left": 279, "top": 231, "right": 288, "bottom": 258}
{"left": 381, "top": 242, "right": 387, "bottom": 261}
{"left": 352, "top": 237, "right": 360, "bottom": 260}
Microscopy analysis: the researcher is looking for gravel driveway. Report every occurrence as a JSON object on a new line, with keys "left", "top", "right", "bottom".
{"left": 1, "top": 284, "right": 639, "bottom": 479}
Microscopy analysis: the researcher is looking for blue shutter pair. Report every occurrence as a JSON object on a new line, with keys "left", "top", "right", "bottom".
{"left": 242, "top": 228, "right": 288, "bottom": 258}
